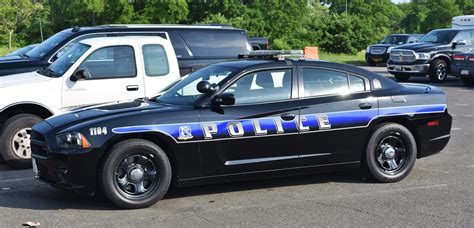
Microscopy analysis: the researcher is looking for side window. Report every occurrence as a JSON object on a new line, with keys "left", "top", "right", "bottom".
{"left": 223, "top": 69, "right": 292, "bottom": 104}
{"left": 54, "top": 34, "right": 106, "bottom": 60}
{"left": 79, "top": 46, "right": 136, "bottom": 79}
{"left": 180, "top": 30, "right": 250, "bottom": 57}
{"left": 301, "top": 68, "right": 349, "bottom": 97}
{"left": 454, "top": 31, "right": 472, "bottom": 45}
{"left": 142, "top": 44, "right": 169, "bottom": 76}
{"left": 349, "top": 75, "right": 366, "bottom": 92}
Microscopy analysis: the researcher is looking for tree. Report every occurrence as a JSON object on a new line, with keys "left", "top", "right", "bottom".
{"left": 0, "top": 0, "right": 43, "bottom": 49}
{"left": 421, "top": 0, "right": 462, "bottom": 32}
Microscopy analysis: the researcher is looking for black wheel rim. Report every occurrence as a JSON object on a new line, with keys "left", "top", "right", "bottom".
{"left": 114, "top": 154, "right": 159, "bottom": 198}
{"left": 436, "top": 63, "right": 447, "bottom": 81}
{"left": 375, "top": 132, "right": 409, "bottom": 175}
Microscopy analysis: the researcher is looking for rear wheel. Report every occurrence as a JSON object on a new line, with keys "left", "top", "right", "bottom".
{"left": 99, "top": 139, "right": 172, "bottom": 209}
{"left": 394, "top": 74, "right": 410, "bottom": 82}
{"left": 364, "top": 123, "right": 417, "bottom": 183}
{"left": 461, "top": 77, "right": 474, "bottom": 85}
{"left": 0, "top": 114, "right": 42, "bottom": 169}
{"left": 429, "top": 59, "right": 448, "bottom": 83}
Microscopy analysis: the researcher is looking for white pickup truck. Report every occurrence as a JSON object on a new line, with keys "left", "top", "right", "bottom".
{"left": 0, "top": 36, "right": 180, "bottom": 167}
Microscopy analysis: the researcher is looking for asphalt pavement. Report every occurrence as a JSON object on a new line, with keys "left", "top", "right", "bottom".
{"left": 0, "top": 66, "right": 472, "bottom": 227}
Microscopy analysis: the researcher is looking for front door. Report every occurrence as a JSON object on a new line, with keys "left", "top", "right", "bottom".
{"left": 296, "top": 67, "right": 378, "bottom": 166}
{"left": 62, "top": 45, "right": 145, "bottom": 109}
{"left": 199, "top": 68, "right": 301, "bottom": 176}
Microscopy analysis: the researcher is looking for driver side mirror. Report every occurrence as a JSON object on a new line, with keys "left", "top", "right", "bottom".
{"left": 213, "top": 93, "right": 235, "bottom": 106}
{"left": 70, "top": 69, "right": 87, "bottom": 82}
{"left": 452, "top": 39, "right": 467, "bottom": 49}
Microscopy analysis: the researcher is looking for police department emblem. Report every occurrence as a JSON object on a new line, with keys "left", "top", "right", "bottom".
{"left": 178, "top": 126, "right": 193, "bottom": 140}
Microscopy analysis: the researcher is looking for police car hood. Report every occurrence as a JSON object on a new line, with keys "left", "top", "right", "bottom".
{"left": 45, "top": 100, "right": 183, "bottom": 129}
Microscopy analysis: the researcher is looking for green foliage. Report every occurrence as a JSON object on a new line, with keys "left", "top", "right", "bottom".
{"left": 2, "top": 0, "right": 474, "bottom": 54}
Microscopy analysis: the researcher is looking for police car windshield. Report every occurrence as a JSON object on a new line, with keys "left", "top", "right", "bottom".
{"left": 39, "top": 43, "right": 90, "bottom": 77}
{"left": 418, "top": 30, "right": 458, "bottom": 44}
{"left": 157, "top": 65, "right": 237, "bottom": 105}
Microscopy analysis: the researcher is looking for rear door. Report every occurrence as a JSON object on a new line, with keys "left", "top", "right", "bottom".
{"left": 140, "top": 42, "right": 180, "bottom": 97}
{"left": 296, "top": 67, "right": 377, "bottom": 166}
{"left": 62, "top": 45, "right": 145, "bottom": 109}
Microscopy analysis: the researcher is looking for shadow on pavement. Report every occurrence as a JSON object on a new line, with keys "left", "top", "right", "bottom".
{"left": 0, "top": 168, "right": 370, "bottom": 211}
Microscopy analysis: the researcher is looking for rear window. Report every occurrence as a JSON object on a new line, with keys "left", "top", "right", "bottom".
{"left": 179, "top": 30, "right": 250, "bottom": 57}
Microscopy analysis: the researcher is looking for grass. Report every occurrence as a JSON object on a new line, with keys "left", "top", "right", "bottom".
{"left": 0, "top": 46, "right": 18, "bottom": 56}
{"left": 319, "top": 51, "right": 366, "bottom": 66}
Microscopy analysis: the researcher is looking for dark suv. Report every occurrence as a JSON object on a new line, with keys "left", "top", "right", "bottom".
{"left": 387, "top": 28, "right": 474, "bottom": 82}
{"left": 0, "top": 24, "right": 252, "bottom": 76}
{"left": 365, "top": 34, "right": 423, "bottom": 66}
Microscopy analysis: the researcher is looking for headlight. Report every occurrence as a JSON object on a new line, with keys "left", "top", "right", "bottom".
{"left": 387, "top": 47, "right": 394, "bottom": 54}
{"left": 366, "top": 46, "right": 371, "bottom": 52}
{"left": 56, "top": 132, "right": 91, "bottom": 149}
{"left": 416, "top": 52, "right": 430, "bottom": 60}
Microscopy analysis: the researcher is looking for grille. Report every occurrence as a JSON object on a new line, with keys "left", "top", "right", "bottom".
{"left": 31, "top": 130, "right": 47, "bottom": 158}
{"left": 390, "top": 49, "right": 416, "bottom": 62}
{"left": 370, "top": 47, "right": 386, "bottom": 54}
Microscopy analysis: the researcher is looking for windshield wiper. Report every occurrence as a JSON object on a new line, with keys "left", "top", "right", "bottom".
{"left": 37, "top": 68, "right": 57, "bottom": 77}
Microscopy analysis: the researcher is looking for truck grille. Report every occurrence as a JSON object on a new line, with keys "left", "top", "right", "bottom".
{"left": 390, "top": 49, "right": 416, "bottom": 62}
{"left": 370, "top": 47, "right": 386, "bottom": 54}
{"left": 31, "top": 130, "right": 48, "bottom": 158}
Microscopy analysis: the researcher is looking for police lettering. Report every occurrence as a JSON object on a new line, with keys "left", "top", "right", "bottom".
{"left": 199, "top": 114, "right": 331, "bottom": 140}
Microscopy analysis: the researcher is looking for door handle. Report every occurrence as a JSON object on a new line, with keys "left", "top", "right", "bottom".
{"left": 359, "top": 102, "right": 372, "bottom": 109}
{"left": 126, "top": 85, "right": 139, "bottom": 91}
{"left": 281, "top": 113, "right": 296, "bottom": 121}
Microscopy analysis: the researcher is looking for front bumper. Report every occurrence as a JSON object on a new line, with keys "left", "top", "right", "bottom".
{"left": 387, "top": 63, "right": 430, "bottom": 75}
{"left": 365, "top": 53, "right": 390, "bottom": 64}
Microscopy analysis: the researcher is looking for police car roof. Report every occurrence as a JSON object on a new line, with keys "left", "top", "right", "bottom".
{"left": 213, "top": 59, "right": 400, "bottom": 89}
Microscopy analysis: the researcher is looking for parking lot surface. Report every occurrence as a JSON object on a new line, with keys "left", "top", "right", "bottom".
{"left": 0, "top": 67, "right": 473, "bottom": 227}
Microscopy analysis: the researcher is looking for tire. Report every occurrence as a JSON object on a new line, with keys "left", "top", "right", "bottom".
{"left": 0, "top": 114, "right": 42, "bottom": 169}
{"left": 364, "top": 123, "right": 417, "bottom": 183}
{"left": 98, "top": 139, "right": 172, "bottom": 209}
{"left": 394, "top": 74, "right": 410, "bottom": 82}
{"left": 429, "top": 59, "right": 448, "bottom": 83}
{"left": 461, "top": 77, "right": 474, "bottom": 85}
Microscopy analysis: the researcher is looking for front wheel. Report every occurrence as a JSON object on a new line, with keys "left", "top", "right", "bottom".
{"left": 0, "top": 114, "right": 42, "bottom": 169}
{"left": 429, "top": 59, "right": 448, "bottom": 83}
{"left": 98, "top": 139, "right": 172, "bottom": 209}
{"left": 364, "top": 123, "right": 417, "bottom": 183}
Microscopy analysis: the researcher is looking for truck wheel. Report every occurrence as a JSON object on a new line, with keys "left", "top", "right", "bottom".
{"left": 429, "top": 59, "right": 448, "bottom": 83}
{"left": 394, "top": 74, "right": 410, "bottom": 82}
{"left": 364, "top": 123, "right": 417, "bottom": 183}
{"left": 461, "top": 78, "right": 474, "bottom": 85}
{"left": 98, "top": 139, "right": 172, "bottom": 209}
{"left": 0, "top": 114, "right": 42, "bottom": 169}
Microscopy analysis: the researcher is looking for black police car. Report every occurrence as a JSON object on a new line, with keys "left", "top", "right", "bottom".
{"left": 451, "top": 52, "right": 474, "bottom": 85}
{"left": 365, "top": 34, "right": 423, "bottom": 66}
{"left": 31, "top": 51, "right": 452, "bottom": 208}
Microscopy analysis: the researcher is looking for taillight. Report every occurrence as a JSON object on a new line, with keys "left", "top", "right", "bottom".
{"left": 427, "top": 121, "right": 440, "bottom": 127}
{"left": 453, "top": 55, "right": 465, "bottom": 61}
{"left": 469, "top": 56, "right": 474, "bottom": 61}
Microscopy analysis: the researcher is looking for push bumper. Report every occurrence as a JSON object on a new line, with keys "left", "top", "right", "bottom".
{"left": 387, "top": 63, "right": 430, "bottom": 75}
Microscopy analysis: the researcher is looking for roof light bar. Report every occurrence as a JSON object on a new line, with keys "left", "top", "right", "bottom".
{"left": 238, "top": 50, "right": 304, "bottom": 60}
